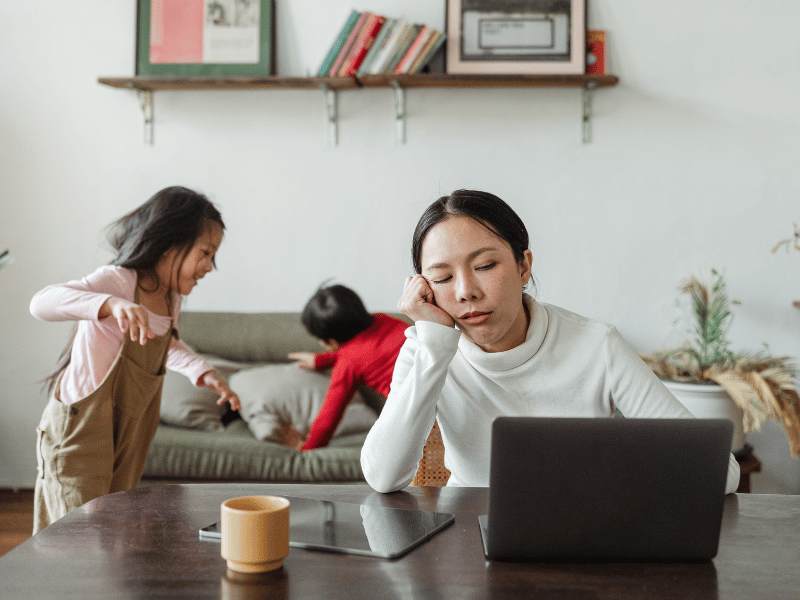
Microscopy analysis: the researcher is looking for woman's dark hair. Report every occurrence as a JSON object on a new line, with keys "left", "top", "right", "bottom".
{"left": 301, "top": 284, "right": 374, "bottom": 344}
{"left": 43, "top": 186, "right": 224, "bottom": 395}
{"left": 411, "top": 189, "right": 535, "bottom": 287}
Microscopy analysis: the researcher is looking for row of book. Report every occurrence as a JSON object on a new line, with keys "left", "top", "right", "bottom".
{"left": 317, "top": 10, "right": 446, "bottom": 78}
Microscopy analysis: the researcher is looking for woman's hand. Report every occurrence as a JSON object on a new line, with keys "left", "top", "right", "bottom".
{"left": 200, "top": 370, "right": 241, "bottom": 411}
{"left": 100, "top": 297, "right": 155, "bottom": 345}
{"left": 288, "top": 352, "right": 316, "bottom": 370}
{"left": 398, "top": 275, "right": 455, "bottom": 327}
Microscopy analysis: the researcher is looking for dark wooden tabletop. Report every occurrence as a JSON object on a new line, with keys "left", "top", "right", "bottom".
{"left": 1, "top": 484, "right": 798, "bottom": 600}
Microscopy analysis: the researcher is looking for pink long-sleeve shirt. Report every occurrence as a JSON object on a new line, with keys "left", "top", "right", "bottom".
{"left": 30, "top": 265, "right": 212, "bottom": 405}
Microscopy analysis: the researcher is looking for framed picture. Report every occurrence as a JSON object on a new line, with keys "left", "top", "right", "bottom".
{"left": 446, "top": 0, "right": 585, "bottom": 75}
{"left": 136, "top": 0, "right": 275, "bottom": 77}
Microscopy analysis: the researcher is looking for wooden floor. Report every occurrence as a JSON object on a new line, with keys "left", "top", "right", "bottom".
{"left": 0, "top": 489, "right": 34, "bottom": 557}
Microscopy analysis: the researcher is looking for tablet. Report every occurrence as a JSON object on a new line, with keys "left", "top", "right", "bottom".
{"left": 200, "top": 496, "right": 455, "bottom": 559}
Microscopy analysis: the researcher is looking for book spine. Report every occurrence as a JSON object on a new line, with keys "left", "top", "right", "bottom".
{"left": 316, "top": 10, "right": 360, "bottom": 77}
{"left": 369, "top": 20, "right": 408, "bottom": 74}
{"left": 357, "top": 18, "right": 395, "bottom": 77}
{"left": 329, "top": 11, "right": 368, "bottom": 78}
{"left": 394, "top": 25, "right": 430, "bottom": 74}
{"left": 411, "top": 31, "right": 446, "bottom": 74}
{"left": 385, "top": 24, "right": 419, "bottom": 74}
{"left": 407, "top": 30, "right": 440, "bottom": 74}
{"left": 341, "top": 14, "right": 386, "bottom": 77}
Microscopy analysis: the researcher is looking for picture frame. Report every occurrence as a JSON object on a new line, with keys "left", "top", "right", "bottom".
{"left": 136, "top": 0, "right": 275, "bottom": 77}
{"left": 446, "top": 0, "right": 585, "bottom": 75}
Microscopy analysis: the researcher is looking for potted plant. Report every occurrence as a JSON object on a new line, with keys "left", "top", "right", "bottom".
{"left": 641, "top": 269, "right": 800, "bottom": 457}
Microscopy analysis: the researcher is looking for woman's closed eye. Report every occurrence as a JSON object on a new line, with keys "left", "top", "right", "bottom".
{"left": 476, "top": 261, "right": 497, "bottom": 271}
{"left": 431, "top": 275, "right": 452, "bottom": 285}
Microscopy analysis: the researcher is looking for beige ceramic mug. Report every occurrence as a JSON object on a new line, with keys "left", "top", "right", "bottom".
{"left": 221, "top": 496, "right": 291, "bottom": 573}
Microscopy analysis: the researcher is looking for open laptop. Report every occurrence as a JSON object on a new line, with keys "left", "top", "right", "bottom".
{"left": 478, "top": 417, "right": 733, "bottom": 562}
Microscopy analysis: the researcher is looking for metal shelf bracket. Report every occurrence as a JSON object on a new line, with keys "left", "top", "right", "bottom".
{"left": 582, "top": 81, "right": 598, "bottom": 144}
{"left": 392, "top": 82, "right": 406, "bottom": 145}
{"left": 320, "top": 85, "right": 338, "bottom": 147}
{"left": 137, "top": 90, "right": 154, "bottom": 146}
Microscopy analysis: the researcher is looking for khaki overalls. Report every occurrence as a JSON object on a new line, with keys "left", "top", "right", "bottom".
{"left": 34, "top": 288, "right": 175, "bottom": 533}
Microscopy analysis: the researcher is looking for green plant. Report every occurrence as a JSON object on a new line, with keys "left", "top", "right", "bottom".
{"left": 642, "top": 269, "right": 800, "bottom": 457}
{"left": 0, "top": 249, "right": 11, "bottom": 270}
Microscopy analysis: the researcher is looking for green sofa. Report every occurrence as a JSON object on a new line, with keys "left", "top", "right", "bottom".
{"left": 141, "top": 311, "right": 396, "bottom": 484}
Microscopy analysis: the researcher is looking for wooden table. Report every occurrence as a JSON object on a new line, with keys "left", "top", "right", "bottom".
{"left": 1, "top": 484, "right": 798, "bottom": 599}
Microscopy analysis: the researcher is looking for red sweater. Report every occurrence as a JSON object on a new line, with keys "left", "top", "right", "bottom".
{"left": 302, "top": 313, "right": 409, "bottom": 450}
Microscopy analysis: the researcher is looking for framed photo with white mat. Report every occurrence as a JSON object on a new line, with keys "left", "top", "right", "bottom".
{"left": 446, "top": 0, "right": 586, "bottom": 74}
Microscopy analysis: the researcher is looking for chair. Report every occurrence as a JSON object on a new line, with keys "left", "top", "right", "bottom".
{"left": 410, "top": 420, "right": 451, "bottom": 487}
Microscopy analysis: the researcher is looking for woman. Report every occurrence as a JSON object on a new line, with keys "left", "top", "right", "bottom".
{"left": 360, "top": 190, "right": 740, "bottom": 494}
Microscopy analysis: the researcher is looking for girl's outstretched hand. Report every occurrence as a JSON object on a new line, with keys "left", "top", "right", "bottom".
{"left": 399, "top": 275, "right": 455, "bottom": 328}
{"left": 101, "top": 297, "right": 156, "bottom": 345}
{"left": 200, "top": 370, "right": 241, "bottom": 411}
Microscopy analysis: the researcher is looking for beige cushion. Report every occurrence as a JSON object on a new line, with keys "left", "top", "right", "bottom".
{"left": 160, "top": 354, "right": 251, "bottom": 432}
{"left": 228, "top": 364, "right": 378, "bottom": 443}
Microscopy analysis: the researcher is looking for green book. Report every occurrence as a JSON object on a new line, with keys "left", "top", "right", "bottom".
{"left": 317, "top": 10, "right": 361, "bottom": 77}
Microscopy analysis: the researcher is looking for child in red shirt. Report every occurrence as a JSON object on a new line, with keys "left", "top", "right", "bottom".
{"left": 288, "top": 284, "right": 409, "bottom": 450}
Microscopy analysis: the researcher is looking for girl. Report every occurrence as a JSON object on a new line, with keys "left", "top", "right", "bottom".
{"left": 30, "top": 186, "right": 240, "bottom": 533}
{"left": 360, "top": 189, "right": 740, "bottom": 494}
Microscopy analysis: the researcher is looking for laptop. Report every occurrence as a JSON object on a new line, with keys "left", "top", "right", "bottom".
{"left": 478, "top": 417, "right": 733, "bottom": 562}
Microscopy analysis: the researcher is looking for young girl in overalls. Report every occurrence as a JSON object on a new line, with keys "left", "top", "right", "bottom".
{"left": 30, "top": 186, "right": 241, "bottom": 533}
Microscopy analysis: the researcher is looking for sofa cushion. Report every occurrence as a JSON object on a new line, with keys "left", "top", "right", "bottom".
{"left": 143, "top": 420, "right": 366, "bottom": 482}
{"left": 229, "top": 364, "right": 378, "bottom": 443}
{"left": 160, "top": 354, "right": 253, "bottom": 431}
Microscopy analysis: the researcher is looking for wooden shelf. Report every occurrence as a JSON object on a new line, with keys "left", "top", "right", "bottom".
{"left": 98, "top": 73, "right": 618, "bottom": 91}
{"left": 97, "top": 73, "right": 619, "bottom": 146}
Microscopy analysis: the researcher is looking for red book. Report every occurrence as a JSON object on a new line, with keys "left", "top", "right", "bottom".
{"left": 586, "top": 30, "right": 606, "bottom": 75}
{"left": 340, "top": 14, "right": 386, "bottom": 76}
{"left": 329, "top": 11, "right": 369, "bottom": 77}
{"left": 394, "top": 25, "right": 431, "bottom": 74}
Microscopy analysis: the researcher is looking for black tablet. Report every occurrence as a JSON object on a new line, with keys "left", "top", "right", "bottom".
{"left": 200, "top": 496, "right": 455, "bottom": 559}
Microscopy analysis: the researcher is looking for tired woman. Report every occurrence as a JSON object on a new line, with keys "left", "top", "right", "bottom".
{"left": 361, "top": 189, "right": 740, "bottom": 494}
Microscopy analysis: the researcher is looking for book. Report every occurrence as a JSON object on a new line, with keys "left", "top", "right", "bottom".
{"left": 339, "top": 13, "right": 386, "bottom": 76}
{"left": 317, "top": 10, "right": 361, "bottom": 77}
{"left": 408, "top": 30, "right": 444, "bottom": 74}
{"left": 586, "top": 30, "right": 606, "bottom": 75}
{"left": 368, "top": 20, "right": 409, "bottom": 74}
{"left": 356, "top": 17, "right": 396, "bottom": 76}
{"left": 329, "top": 11, "right": 369, "bottom": 78}
{"left": 384, "top": 24, "right": 420, "bottom": 74}
{"left": 394, "top": 25, "right": 431, "bottom": 74}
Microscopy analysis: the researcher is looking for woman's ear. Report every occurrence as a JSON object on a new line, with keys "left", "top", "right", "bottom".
{"left": 518, "top": 249, "right": 533, "bottom": 283}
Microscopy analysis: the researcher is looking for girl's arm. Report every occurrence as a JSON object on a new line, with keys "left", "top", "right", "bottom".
{"left": 166, "top": 338, "right": 241, "bottom": 411}
{"left": 360, "top": 321, "right": 461, "bottom": 493}
{"left": 30, "top": 266, "right": 130, "bottom": 322}
{"left": 603, "top": 327, "right": 740, "bottom": 494}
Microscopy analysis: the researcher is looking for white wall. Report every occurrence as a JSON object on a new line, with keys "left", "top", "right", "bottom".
{"left": 2, "top": 1, "right": 799, "bottom": 493}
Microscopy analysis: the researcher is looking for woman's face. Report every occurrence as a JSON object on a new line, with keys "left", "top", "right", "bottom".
{"left": 420, "top": 215, "right": 532, "bottom": 353}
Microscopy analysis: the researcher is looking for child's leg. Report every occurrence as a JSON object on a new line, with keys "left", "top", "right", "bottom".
{"left": 33, "top": 396, "right": 114, "bottom": 534}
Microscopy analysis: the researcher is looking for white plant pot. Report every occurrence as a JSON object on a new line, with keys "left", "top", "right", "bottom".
{"left": 662, "top": 380, "right": 746, "bottom": 453}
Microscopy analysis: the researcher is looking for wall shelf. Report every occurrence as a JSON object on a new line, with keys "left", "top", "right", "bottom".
{"left": 98, "top": 73, "right": 619, "bottom": 146}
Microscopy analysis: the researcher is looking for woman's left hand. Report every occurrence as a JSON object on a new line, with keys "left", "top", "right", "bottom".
{"left": 200, "top": 370, "right": 241, "bottom": 411}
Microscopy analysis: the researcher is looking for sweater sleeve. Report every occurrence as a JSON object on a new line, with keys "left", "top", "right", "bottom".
{"left": 302, "top": 360, "right": 357, "bottom": 450}
{"left": 166, "top": 337, "right": 214, "bottom": 386}
{"left": 603, "top": 327, "right": 740, "bottom": 495}
{"left": 360, "top": 321, "right": 461, "bottom": 493}
{"left": 29, "top": 265, "right": 129, "bottom": 322}
{"left": 314, "top": 351, "right": 338, "bottom": 370}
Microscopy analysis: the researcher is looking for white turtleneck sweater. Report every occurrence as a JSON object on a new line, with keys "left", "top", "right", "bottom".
{"left": 361, "top": 296, "right": 740, "bottom": 494}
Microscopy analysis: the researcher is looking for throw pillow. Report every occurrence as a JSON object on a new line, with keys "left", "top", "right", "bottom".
{"left": 228, "top": 363, "right": 378, "bottom": 443}
{"left": 160, "top": 354, "right": 251, "bottom": 431}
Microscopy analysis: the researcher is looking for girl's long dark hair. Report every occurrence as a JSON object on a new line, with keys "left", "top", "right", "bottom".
{"left": 43, "top": 186, "right": 225, "bottom": 395}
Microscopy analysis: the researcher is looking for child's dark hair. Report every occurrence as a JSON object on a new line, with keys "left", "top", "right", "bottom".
{"left": 43, "top": 186, "right": 224, "bottom": 395}
{"left": 411, "top": 189, "right": 536, "bottom": 291}
{"left": 301, "top": 284, "right": 374, "bottom": 345}
{"left": 109, "top": 186, "right": 225, "bottom": 292}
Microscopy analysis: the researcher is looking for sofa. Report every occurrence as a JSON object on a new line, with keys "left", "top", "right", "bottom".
{"left": 141, "top": 311, "right": 403, "bottom": 485}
